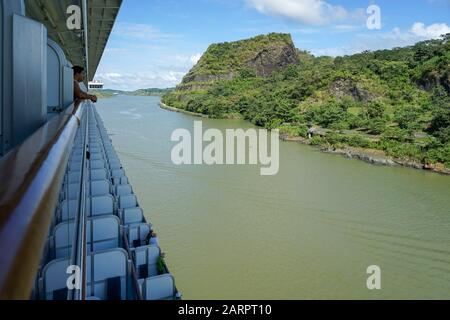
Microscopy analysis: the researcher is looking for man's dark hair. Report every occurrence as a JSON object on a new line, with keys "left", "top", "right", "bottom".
{"left": 72, "top": 66, "right": 85, "bottom": 76}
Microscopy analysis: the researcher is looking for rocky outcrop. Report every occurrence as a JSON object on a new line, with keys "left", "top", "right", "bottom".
{"left": 177, "top": 73, "right": 236, "bottom": 91}
{"left": 182, "top": 72, "right": 236, "bottom": 84}
{"left": 321, "top": 146, "right": 396, "bottom": 166}
{"left": 176, "top": 33, "right": 300, "bottom": 92}
{"left": 321, "top": 146, "right": 449, "bottom": 174}
{"left": 329, "top": 77, "right": 376, "bottom": 102}
{"left": 245, "top": 43, "right": 299, "bottom": 77}
{"left": 418, "top": 70, "right": 442, "bottom": 90}
{"left": 416, "top": 67, "right": 450, "bottom": 94}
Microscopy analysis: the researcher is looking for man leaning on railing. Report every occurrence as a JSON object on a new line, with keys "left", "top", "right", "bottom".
{"left": 73, "top": 66, "right": 98, "bottom": 103}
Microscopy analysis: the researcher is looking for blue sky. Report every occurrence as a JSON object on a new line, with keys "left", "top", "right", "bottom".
{"left": 96, "top": 0, "right": 450, "bottom": 90}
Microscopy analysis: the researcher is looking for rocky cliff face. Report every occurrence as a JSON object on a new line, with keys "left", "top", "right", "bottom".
{"left": 329, "top": 77, "right": 376, "bottom": 102}
{"left": 177, "top": 72, "right": 237, "bottom": 91}
{"left": 176, "top": 33, "right": 300, "bottom": 92}
{"left": 245, "top": 42, "right": 299, "bottom": 77}
{"left": 417, "top": 68, "right": 450, "bottom": 94}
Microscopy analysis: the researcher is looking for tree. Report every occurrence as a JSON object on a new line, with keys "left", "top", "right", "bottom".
{"left": 367, "top": 118, "right": 387, "bottom": 135}
{"left": 429, "top": 108, "right": 450, "bottom": 143}
{"left": 394, "top": 106, "right": 421, "bottom": 130}
{"left": 364, "top": 101, "right": 386, "bottom": 119}
{"left": 310, "top": 100, "right": 349, "bottom": 128}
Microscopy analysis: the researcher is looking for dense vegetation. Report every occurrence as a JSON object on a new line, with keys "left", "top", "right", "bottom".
{"left": 163, "top": 33, "right": 450, "bottom": 170}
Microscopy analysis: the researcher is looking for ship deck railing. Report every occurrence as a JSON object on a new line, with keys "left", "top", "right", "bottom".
{"left": 0, "top": 100, "right": 178, "bottom": 300}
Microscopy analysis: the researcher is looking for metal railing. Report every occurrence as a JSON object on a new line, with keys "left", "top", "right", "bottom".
{"left": 0, "top": 100, "right": 86, "bottom": 300}
{"left": 69, "top": 105, "right": 89, "bottom": 300}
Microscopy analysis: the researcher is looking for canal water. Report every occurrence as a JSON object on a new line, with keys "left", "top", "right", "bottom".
{"left": 97, "top": 95, "right": 450, "bottom": 299}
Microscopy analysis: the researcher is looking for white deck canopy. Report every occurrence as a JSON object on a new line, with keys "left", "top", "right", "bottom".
{"left": 25, "top": 0, "right": 122, "bottom": 80}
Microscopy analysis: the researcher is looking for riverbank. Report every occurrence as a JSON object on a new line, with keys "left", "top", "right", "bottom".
{"left": 160, "top": 102, "right": 210, "bottom": 118}
{"left": 160, "top": 102, "right": 450, "bottom": 175}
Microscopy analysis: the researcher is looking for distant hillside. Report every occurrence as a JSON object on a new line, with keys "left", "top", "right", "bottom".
{"left": 90, "top": 89, "right": 119, "bottom": 98}
{"left": 92, "top": 87, "right": 174, "bottom": 98}
{"left": 131, "top": 88, "right": 174, "bottom": 96}
{"left": 162, "top": 32, "right": 450, "bottom": 172}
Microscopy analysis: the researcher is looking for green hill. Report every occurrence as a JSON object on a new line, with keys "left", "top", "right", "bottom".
{"left": 162, "top": 33, "right": 450, "bottom": 171}
{"left": 131, "top": 88, "right": 174, "bottom": 96}
{"left": 176, "top": 33, "right": 300, "bottom": 92}
{"left": 189, "top": 33, "right": 297, "bottom": 75}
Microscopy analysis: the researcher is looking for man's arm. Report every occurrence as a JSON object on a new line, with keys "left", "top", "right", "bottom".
{"left": 74, "top": 81, "right": 98, "bottom": 102}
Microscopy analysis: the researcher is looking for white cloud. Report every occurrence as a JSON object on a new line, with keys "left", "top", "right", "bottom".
{"left": 101, "top": 72, "right": 122, "bottom": 78}
{"left": 173, "top": 53, "right": 203, "bottom": 65}
{"left": 96, "top": 71, "right": 186, "bottom": 91}
{"left": 410, "top": 22, "right": 450, "bottom": 39}
{"left": 96, "top": 41, "right": 203, "bottom": 90}
{"left": 246, "top": 0, "right": 364, "bottom": 26}
{"left": 190, "top": 53, "right": 202, "bottom": 64}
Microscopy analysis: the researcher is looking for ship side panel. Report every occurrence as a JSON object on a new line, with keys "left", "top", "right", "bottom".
{"left": 0, "top": 0, "right": 25, "bottom": 156}
{"left": 12, "top": 14, "right": 47, "bottom": 147}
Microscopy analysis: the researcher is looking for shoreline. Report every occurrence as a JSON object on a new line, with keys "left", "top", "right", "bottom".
{"left": 282, "top": 134, "right": 450, "bottom": 175}
{"left": 283, "top": 134, "right": 450, "bottom": 175}
{"left": 281, "top": 135, "right": 450, "bottom": 175}
{"left": 159, "top": 102, "right": 450, "bottom": 175}
{"left": 159, "top": 101, "right": 210, "bottom": 118}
